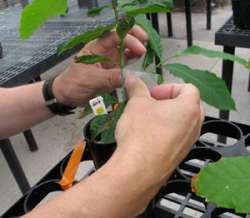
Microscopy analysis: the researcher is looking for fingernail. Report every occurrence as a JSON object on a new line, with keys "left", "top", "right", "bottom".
{"left": 140, "top": 44, "right": 147, "bottom": 54}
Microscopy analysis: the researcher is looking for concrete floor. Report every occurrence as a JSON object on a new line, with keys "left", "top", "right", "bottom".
{"left": 1, "top": 3, "right": 250, "bottom": 216}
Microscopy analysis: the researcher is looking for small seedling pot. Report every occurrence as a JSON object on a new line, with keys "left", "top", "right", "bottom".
{"left": 197, "top": 119, "right": 247, "bottom": 156}
{"left": 23, "top": 180, "right": 62, "bottom": 213}
{"left": 232, "top": 0, "right": 250, "bottom": 29}
{"left": 177, "top": 148, "right": 221, "bottom": 181}
{"left": 154, "top": 180, "right": 207, "bottom": 217}
{"left": 83, "top": 118, "right": 117, "bottom": 169}
{"left": 198, "top": 119, "right": 243, "bottom": 147}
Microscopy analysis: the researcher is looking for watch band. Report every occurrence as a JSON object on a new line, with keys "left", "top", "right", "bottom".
{"left": 42, "top": 77, "right": 76, "bottom": 116}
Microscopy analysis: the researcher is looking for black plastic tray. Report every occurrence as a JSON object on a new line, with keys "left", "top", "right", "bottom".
{"left": 2, "top": 116, "right": 250, "bottom": 218}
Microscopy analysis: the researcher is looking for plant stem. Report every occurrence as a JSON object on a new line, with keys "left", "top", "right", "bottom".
{"left": 111, "top": 0, "right": 125, "bottom": 84}
{"left": 155, "top": 55, "right": 177, "bottom": 69}
{"left": 119, "top": 39, "right": 125, "bottom": 84}
{"left": 111, "top": 0, "right": 127, "bottom": 102}
{"left": 112, "top": 1, "right": 119, "bottom": 21}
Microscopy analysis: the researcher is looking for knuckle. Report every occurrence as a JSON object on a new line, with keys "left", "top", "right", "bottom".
{"left": 107, "top": 71, "right": 120, "bottom": 90}
{"left": 186, "top": 83, "right": 199, "bottom": 94}
{"left": 187, "top": 104, "right": 201, "bottom": 118}
{"left": 185, "top": 83, "right": 200, "bottom": 101}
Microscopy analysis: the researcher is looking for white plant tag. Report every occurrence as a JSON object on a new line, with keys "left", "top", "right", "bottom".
{"left": 89, "top": 96, "right": 108, "bottom": 116}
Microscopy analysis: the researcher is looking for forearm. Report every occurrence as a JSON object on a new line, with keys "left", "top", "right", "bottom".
{"left": 0, "top": 82, "right": 54, "bottom": 138}
{"left": 23, "top": 147, "right": 170, "bottom": 218}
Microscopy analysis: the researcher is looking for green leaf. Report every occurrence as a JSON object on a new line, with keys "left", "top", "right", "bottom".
{"left": 156, "top": 74, "right": 164, "bottom": 84}
{"left": 143, "top": 44, "right": 155, "bottom": 69}
{"left": 123, "top": 0, "right": 173, "bottom": 16}
{"left": 112, "top": 0, "right": 118, "bottom": 8}
{"left": 135, "top": 14, "right": 162, "bottom": 58}
{"left": 87, "top": 5, "right": 110, "bottom": 17}
{"left": 102, "top": 94, "right": 119, "bottom": 106}
{"left": 164, "top": 64, "right": 236, "bottom": 110}
{"left": 246, "top": 60, "right": 250, "bottom": 68}
{"left": 90, "top": 115, "right": 108, "bottom": 140}
{"left": 177, "top": 45, "right": 250, "bottom": 68}
{"left": 20, "top": 0, "right": 68, "bottom": 39}
{"left": 75, "top": 55, "right": 111, "bottom": 64}
{"left": 117, "top": 16, "right": 135, "bottom": 40}
{"left": 194, "top": 156, "right": 250, "bottom": 213}
{"left": 58, "top": 23, "right": 115, "bottom": 54}
{"left": 119, "top": 0, "right": 138, "bottom": 8}
{"left": 90, "top": 102, "right": 126, "bottom": 143}
{"left": 79, "top": 104, "right": 92, "bottom": 119}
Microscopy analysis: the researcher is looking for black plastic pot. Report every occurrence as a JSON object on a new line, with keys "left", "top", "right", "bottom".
{"left": 197, "top": 119, "right": 247, "bottom": 157}
{"left": 83, "top": 119, "right": 116, "bottom": 169}
{"left": 177, "top": 148, "right": 221, "bottom": 181}
{"left": 24, "top": 180, "right": 62, "bottom": 213}
{"left": 232, "top": 0, "right": 250, "bottom": 29}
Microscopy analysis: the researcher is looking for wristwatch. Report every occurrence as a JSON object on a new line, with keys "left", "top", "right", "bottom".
{"left": 42, "top": 77, "right": 76, "bottom": 116}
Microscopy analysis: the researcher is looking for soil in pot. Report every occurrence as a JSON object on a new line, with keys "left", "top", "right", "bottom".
{"left": 83, "top": 118, "right": 116, "bottom": 169}
{"left": 232, "top": 0, "right": 250, "bottom": 29}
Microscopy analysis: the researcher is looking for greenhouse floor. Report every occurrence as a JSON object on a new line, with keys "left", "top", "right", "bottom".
{"left": 1, "top": 3, "right": 250, "bottom": 215}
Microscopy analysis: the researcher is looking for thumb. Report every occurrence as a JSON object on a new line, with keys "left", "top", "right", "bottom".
{"left": 125, "top": 74, "right": 150, "bottom": 99}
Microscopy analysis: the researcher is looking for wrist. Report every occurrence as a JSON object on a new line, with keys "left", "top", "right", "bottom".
{"left": 114, "top": 139, "right": 176, "bottom": 184}
{"left": 52, "top": 76, "right": 70, "bottom": 106}
{"left": 42, "top": 77, "right": 76, "bottom": 116}
{"left": 97, "top": 149, "right": 169, "bottom": 216}
{"left": 111, "top": 144, "right": 169, "bottom": 187}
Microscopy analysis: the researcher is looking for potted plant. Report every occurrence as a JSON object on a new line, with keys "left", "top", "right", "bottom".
{"left": 232, "top": 0, "right": 250, "bottom": 29}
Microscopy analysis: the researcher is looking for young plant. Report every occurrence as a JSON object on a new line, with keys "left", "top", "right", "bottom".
{"left": 20, "top": 0, "right": 250, "bottom": 211}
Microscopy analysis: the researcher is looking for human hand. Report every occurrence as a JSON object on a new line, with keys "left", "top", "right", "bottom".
{"left": 115, "top": 76, "right": 205, "bottom": 186}
{"left": 53, "top": 26, "right": 148, "bottom": 107}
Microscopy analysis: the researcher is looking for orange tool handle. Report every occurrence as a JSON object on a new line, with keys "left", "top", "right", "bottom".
{"left": 59, "top": 140, "right": 86, "bottom": 190}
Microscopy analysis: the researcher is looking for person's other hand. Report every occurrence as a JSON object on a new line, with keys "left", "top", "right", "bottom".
{"left": 53, "top": 26, "right": 148, "bottom": 107}
{"left": 115, "top": 76, "right": 205, "bottom": 185}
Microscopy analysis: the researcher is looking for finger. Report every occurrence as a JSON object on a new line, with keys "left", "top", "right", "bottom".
{"left": 125, "top": 74, "right": 151, "bottom": 99}
{"left": 95, "top": 68, "right": 122, "bottom": 92}
{"left": 125, "top": 49, "right": 139, "bottom": 60}
{"left": 151, "top": 83, "right": 200, "bottom": 104}
{"left": 178, "top": 84, "right": 200, "bottom": 104}
{"left": 85, "top": 31, "right": 146, "bottom": 57}
{"left": 150, "top": 84, "right": 186, "bottom": 100}
{"left": 129, "top": 25, "right": 148, "bottom": 44}
{"left": 124, "top": 34, "right": 147, "bottom": 56}
{"left": 85, "top": 31, "right": 119, "bottom": 54}
{"left": 200, "top": 104, "right": 206, "bottom": 124}
{"left": 196, "top": 104, "right": 205, "bottom": 138}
